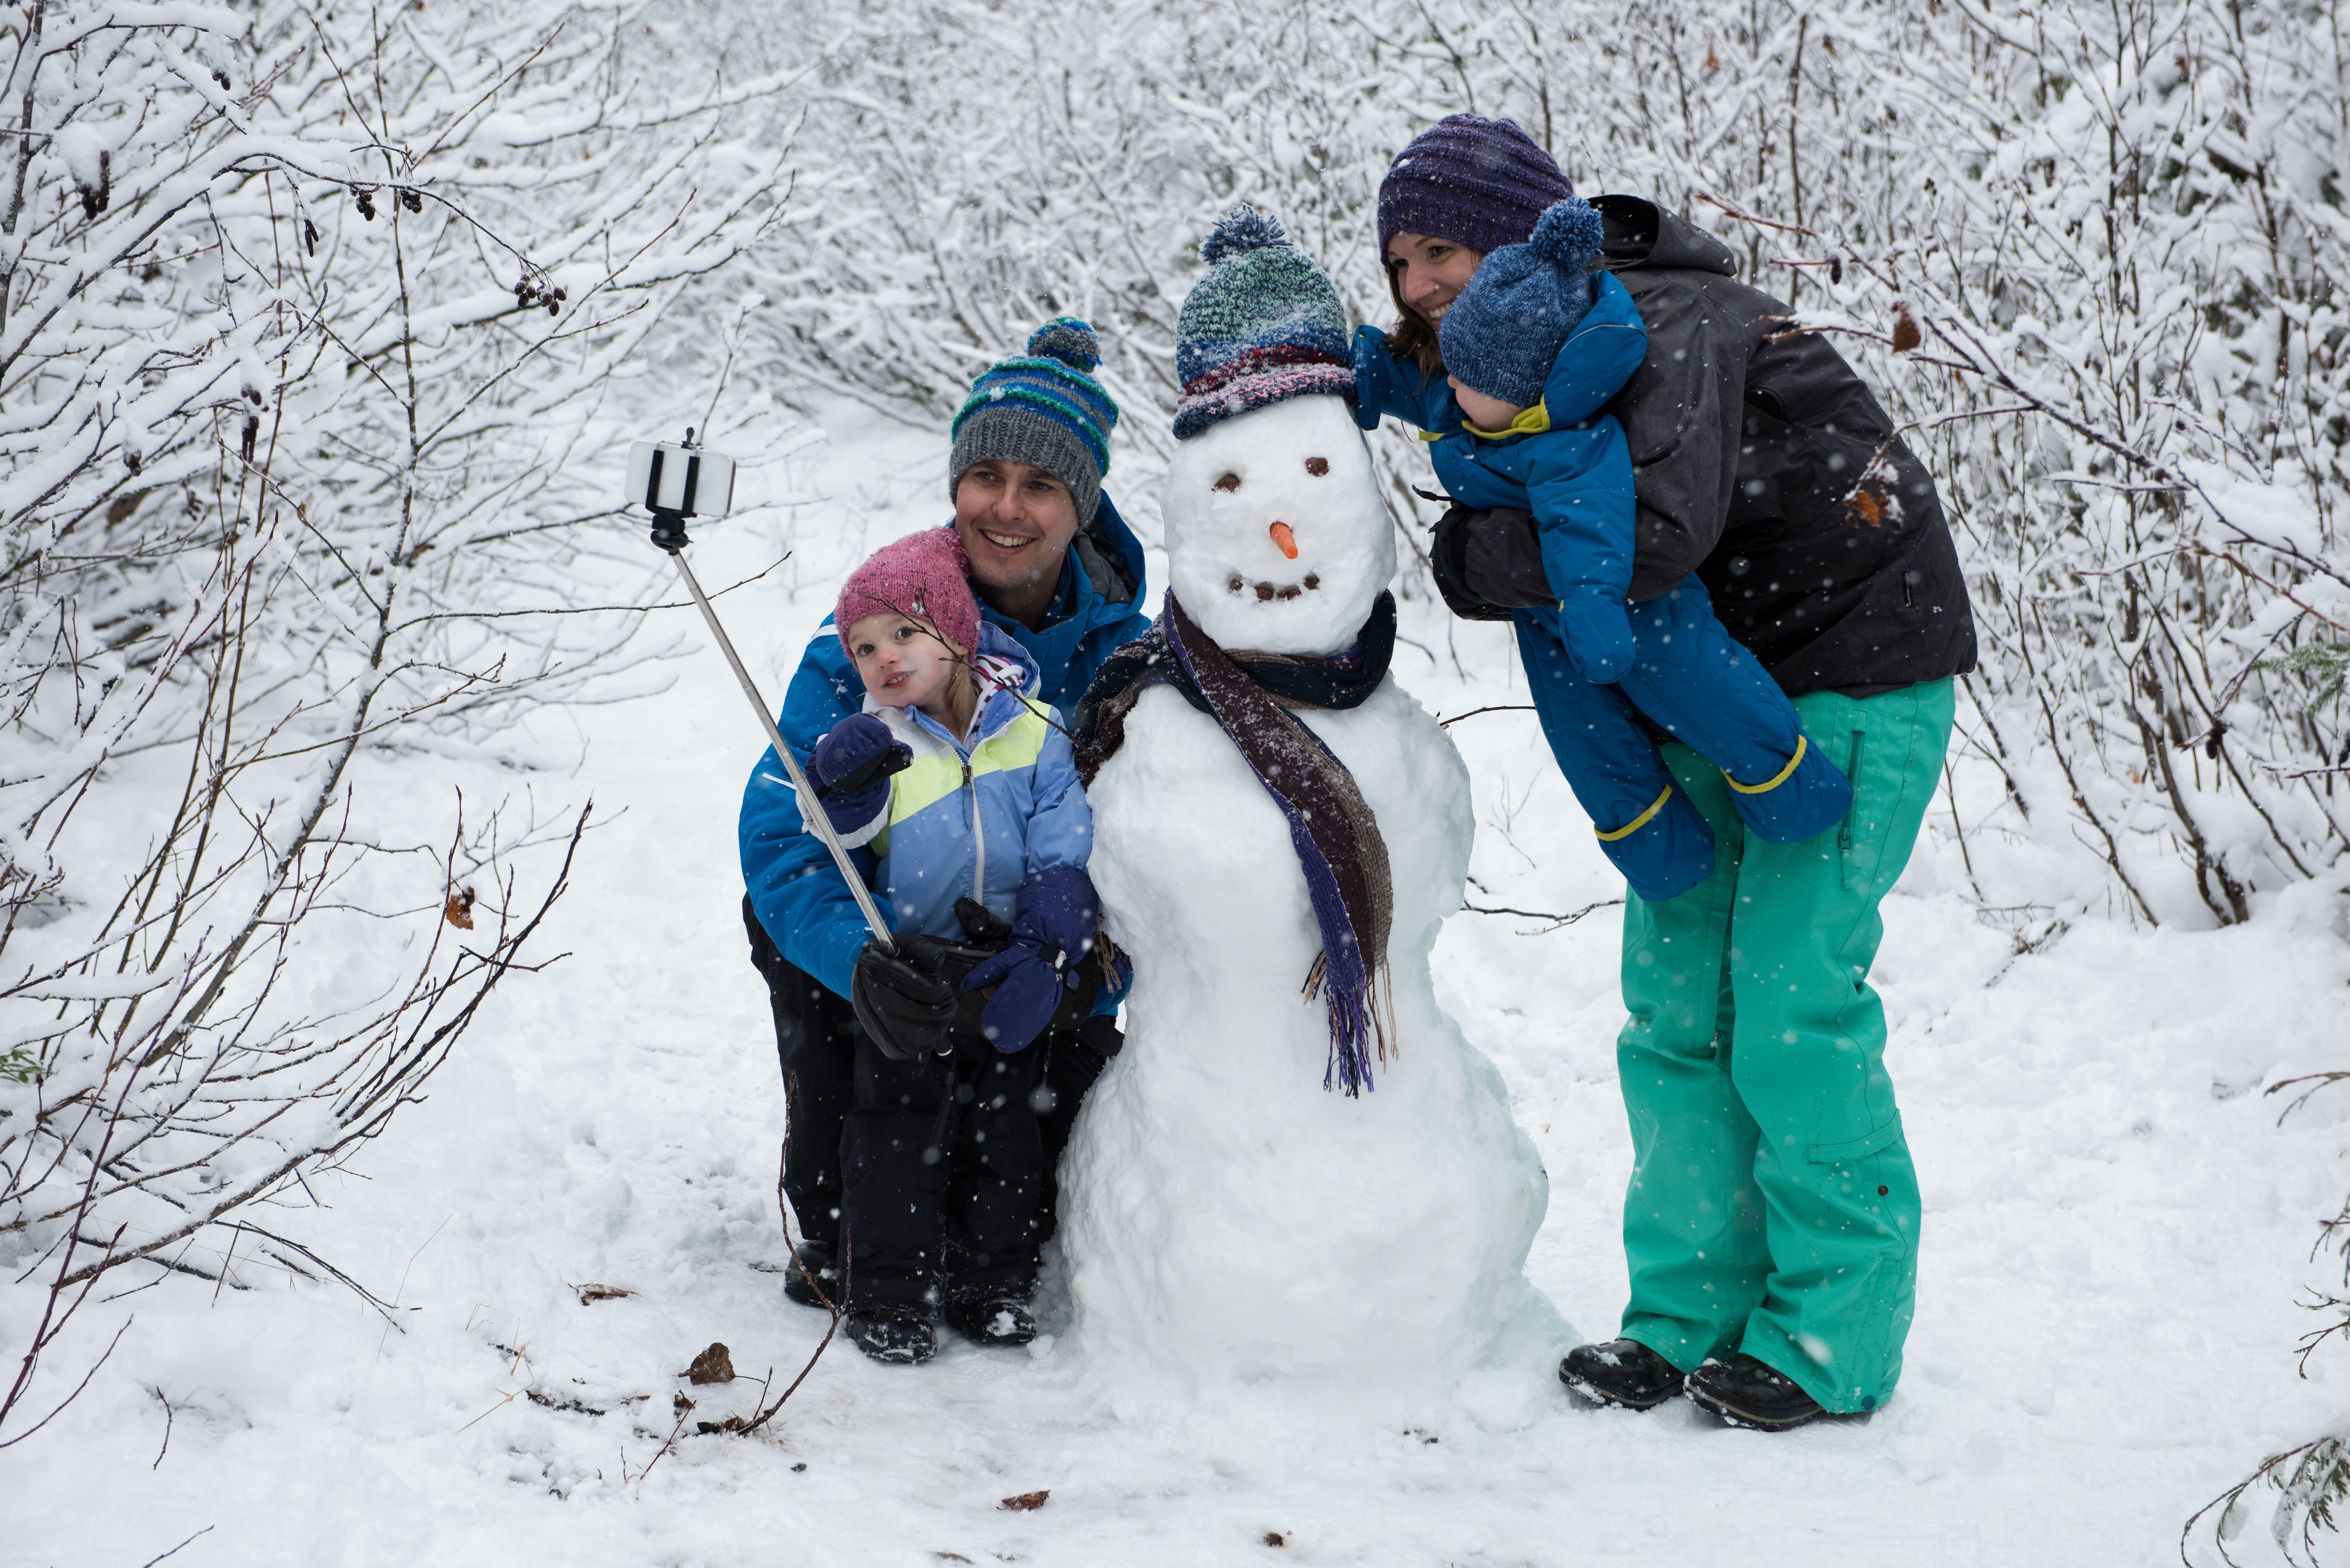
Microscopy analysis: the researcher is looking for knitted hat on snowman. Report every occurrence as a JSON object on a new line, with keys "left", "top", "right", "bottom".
{"left": 1172, "top": 207, "right": 1357, "bottom": 440}
{"left": 1437, "top": 196, "right": 1608, "bottom": 411}
{"left": 949, "top": 317, "right": 1120, "bottom": 524}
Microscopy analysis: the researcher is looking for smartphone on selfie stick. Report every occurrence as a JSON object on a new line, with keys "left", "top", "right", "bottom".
{"left": 625, "top": 432, "right": 899, "bottom": 953}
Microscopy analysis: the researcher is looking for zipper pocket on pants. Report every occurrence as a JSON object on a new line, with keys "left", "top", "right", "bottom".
{"left": 1837, "top": 729, "right": 1866, "bottom": 890}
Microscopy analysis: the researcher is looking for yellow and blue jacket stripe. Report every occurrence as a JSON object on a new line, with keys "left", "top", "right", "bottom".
{"left": 792, "top": 623, "right": 1093, "bottom": 947}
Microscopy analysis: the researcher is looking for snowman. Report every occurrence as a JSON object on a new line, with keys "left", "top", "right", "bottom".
{"left": 1057, "top": 209, "right": 1554, "bottom": 1412}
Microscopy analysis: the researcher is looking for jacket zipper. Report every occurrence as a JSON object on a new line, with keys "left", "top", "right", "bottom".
{"left": 964, "top": 756, "right": 983, "bottom": 904}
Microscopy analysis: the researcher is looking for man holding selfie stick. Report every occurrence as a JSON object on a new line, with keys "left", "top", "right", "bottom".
{"left": 737, "top": 319, "right": 1149, "bottom": 1312}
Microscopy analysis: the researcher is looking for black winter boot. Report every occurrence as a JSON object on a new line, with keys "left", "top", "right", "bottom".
{"left": 944, "top": 1293, "right": 1038, "bottom": 1347}
{"left": 782, "top": 1243, "right": 842, "bottom": 1310}
{"left": 1558, "top": 1339, "right": 1687, "bottom": 1411}
{"left": 847, "top": 1304, "right": 937, "bottom": 1365}
{"left": 1684, "top": 1353, "right": 1828, "bottom": 1430}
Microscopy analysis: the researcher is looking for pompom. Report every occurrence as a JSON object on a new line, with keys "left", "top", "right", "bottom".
{"left": 1027, "top": 316, "right": 1101, "bottom": 373}
{"left": 1200, "top": 204, "right": 1290, "bottom": 265}
{"left": 1527, "top": 196, "right": 1604, "bottom": 270}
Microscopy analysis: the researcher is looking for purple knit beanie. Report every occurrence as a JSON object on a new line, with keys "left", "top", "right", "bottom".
{"left": 1376, "top": 115, "right": 1575, "bottom": 260}
{"left": 836, "top": 526, "right": 981, "bottom": 660}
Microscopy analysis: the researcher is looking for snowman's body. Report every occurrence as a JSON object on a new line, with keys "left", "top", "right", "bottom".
{"left": 1058, "top": 395, "right": 1552, "bottom": 1407}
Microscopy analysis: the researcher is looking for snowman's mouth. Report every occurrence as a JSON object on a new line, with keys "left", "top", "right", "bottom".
{"left": 1227, "top": 572, "right": 1322, "bottom": 602}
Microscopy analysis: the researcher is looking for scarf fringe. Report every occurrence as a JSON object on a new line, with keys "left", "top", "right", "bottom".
{"left": 1304, "top": 954, "right": 1396, "bottom": 1098}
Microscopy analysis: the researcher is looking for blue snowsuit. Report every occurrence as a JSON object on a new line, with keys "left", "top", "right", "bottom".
{"left": 1355, "top": 274, "right": 1850, "bottom": 901}
{"left": 739, "top": 500, "right": 1152, "bottom": 1001}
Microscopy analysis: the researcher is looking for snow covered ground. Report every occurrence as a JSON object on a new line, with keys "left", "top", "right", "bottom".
{"left": 12, "top": 414, "right": 2350, "bottom": 1568}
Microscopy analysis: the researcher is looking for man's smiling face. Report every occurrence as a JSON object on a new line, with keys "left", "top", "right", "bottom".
{"left": 952, "top": 460, "right": 1081, "bottom": 601}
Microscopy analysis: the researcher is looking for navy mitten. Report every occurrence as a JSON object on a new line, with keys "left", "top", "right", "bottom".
{"left": 805, "top": 713, "right": 908, "bottom": 840}
{"left": 958, "top": 865, "right": 1101, "bottom": 1054}
{"left": 1558, "top": 587, "right": 1636, "bottom": 685}
{"left": 1350, "top": 324, "right": 1393, "bottom": 432}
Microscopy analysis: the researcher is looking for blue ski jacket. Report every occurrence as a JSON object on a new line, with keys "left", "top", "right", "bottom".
{"left": 815, "top": 626, "right": 1093, "bottom": 943}
{"left": 740, "top": 500, "right": 1151, "bottom": 1001}
{"left": 1356, "top": 270, "right": 1649, "bottom": 608}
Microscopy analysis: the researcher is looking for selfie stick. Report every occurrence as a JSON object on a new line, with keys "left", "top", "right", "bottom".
{"left": 636, "top": 439, "right": 896, "bottom": 954}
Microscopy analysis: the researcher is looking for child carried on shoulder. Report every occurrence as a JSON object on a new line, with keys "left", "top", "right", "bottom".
{"left": 1353, "top": 196, "right": 1852, "bottom": 899}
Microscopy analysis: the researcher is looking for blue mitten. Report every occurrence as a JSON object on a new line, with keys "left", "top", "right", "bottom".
{"left": 1558, "top": 587, "right": 1637, "bottom": 685}
{"left": 1350, "top": 324, "right": 1393, "bottom": 432}
{"left": 958, "top": 866, "right": 1100, "bottom": 1053}
{"left": 805, "top": 713, "right": 907, "bottom": 839}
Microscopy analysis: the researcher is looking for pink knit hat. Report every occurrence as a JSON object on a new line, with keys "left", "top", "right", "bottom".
{"left": 836, "top": 526, "right": 981, "bottom": 660}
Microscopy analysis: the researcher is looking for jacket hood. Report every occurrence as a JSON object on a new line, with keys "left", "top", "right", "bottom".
{"left": 1538, "top": 270, "right": 1649, "bottom": 428}
{"left": 972, "top": 619, "right": 1042, "bottom": 697}
{"left": 1071, "top": 491, "right": 1146, "bottom": 619}
{"left": 1592, "top": 195, "right": 1738, "bottom": 278}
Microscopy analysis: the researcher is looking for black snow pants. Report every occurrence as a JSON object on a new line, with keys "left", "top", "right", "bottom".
{"left": 843, "top": 1028, "right": 1052, "bottom": 1312}
{"left": 741, "top": 897, "right": 1111, "bottom": 1263}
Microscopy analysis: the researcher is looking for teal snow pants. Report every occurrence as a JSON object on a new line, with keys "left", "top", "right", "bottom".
{"left": 1615, "top": 677, "right": 1954, "bottom": 1413}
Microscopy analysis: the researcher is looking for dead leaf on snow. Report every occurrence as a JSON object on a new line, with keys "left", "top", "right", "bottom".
{"left": 575, "top": 1283, "right": 634, "bottom": 1305}
{"left": 686, "top": 1342, "right": 736, "bottom": 1384}
{"left": 999, "top": 1490, "right": 1050, "bottom": 1512}
{"left": 443, "top": 886, "right": 476, "bottom": 930}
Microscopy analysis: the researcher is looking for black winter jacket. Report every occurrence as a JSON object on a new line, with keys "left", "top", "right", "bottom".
{"left": 1596, "top": 196, "right": 1976, "bottom": 697}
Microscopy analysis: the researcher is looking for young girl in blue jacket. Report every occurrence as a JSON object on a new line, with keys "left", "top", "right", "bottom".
{"left": 1352, "top": 197, "right": 1852, "bottom": 899}
{"left": 790, "top": 526, "right": 1105, "bottom": 1364}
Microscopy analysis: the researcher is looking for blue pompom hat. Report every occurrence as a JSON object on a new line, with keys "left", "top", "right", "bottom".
{"left": 1172, "top": 206, "right": 1357, "bottom": 440}
{"left": 949, "top": 317, "right": 1119, "bottom": 523}
{"left": 1437, "top": 197, "right": 1608, "bottom": 411}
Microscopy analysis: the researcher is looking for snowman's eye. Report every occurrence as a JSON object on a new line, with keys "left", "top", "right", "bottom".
{"left": 1305, "top": 457, "right": 1330, "bottom": 477}
{"left": 1213, "top": 472, "right": 1241, "bottom": 492}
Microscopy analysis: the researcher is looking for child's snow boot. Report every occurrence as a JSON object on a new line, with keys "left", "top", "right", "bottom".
{"left": 1594, "top": 783, "right": 1716, "bottom": 903}
{"left": 847, "top": 1303, "right": 938, "bottom": 1365}
{"left": 1721, "top": 734, "right": 1853, "bottom": 845}
{"left": 1559, "top": 1339, "right": 1687, "bottom": 1411}
{"left": 782, "top": 1242, "right": 841, "bottom": 1310}
{"left": 945, "top": 1292, "right": 1039, "bottom": 1347}
{"left": 1684, "top": 1353, "right": 1828, "bottom": 1430}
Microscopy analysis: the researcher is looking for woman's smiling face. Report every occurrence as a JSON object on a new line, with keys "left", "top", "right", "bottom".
{"left": 1384, "top": 232, "right": 1485, "bottom": 329}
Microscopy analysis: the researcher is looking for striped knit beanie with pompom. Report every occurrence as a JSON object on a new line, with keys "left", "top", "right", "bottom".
{"left": 948, "top": 318, "right": 1119, "bottom": 524}
{"left": 1171, "top": 206, "right": 1356, "bottom": 440}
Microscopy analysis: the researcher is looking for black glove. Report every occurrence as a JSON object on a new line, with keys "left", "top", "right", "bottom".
{"left": 1074, "top": 1013, "right": 1125, "bottom": 1060}
{"left": 1430, "top": 504, "right": 1553, "bottom": 621}
{"left": 850, "top": 934, "right": 956, "bottom": 1061}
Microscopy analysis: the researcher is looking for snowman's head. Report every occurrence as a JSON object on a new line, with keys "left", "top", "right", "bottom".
{"left": 1164, "top": 393, "right": 1396, "bottom": 655}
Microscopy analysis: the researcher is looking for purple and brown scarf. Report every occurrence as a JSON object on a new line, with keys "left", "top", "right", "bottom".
{"left": 1075, "top": 592, "right": 1398, "bottom": 1095}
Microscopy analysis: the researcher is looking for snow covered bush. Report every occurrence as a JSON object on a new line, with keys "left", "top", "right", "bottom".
{"left": 1, "top": 0, "right": 794, "bottom": 1444}
{"left": 731, "top": 0, "right": 2347, "bottom": 926}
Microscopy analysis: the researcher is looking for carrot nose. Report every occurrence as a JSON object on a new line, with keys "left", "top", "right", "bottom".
{"left": 1269, "top": 521, "right": 1298, "bottom": 560}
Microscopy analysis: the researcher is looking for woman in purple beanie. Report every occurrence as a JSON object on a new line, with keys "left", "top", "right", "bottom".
{"left": 1364, "top": 113, "right": 1978, "bottom": 1434}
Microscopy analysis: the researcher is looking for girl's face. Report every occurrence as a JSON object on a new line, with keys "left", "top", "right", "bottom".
{"left": 1385, "top": 232, "right": 1485, "bottom": 329}
{"left": 844, "top": 612, "right": 960, "bottom": 714}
